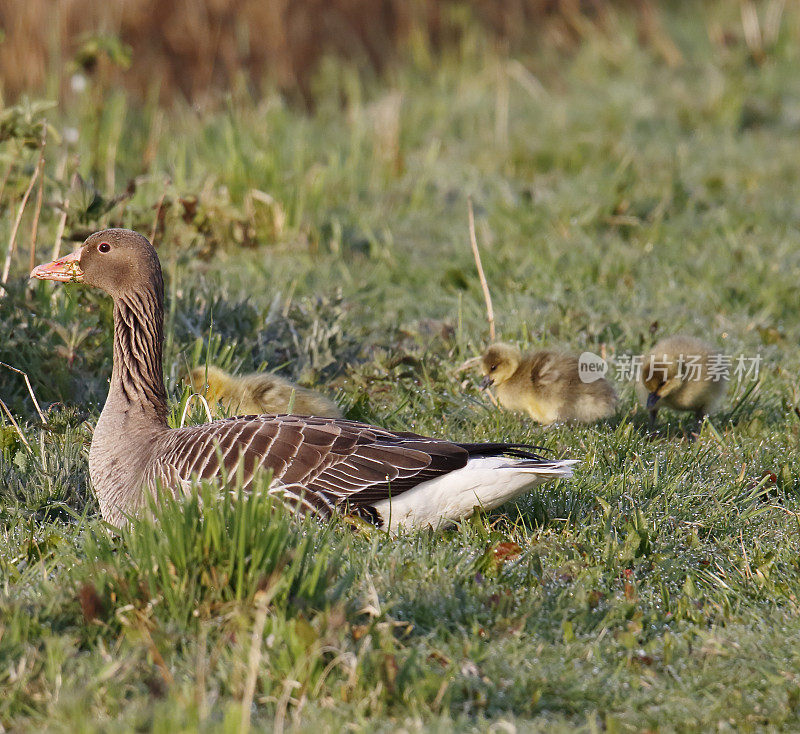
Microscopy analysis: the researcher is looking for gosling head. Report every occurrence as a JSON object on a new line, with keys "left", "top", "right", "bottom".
{"left": 641, "top": 356, "right": 684, "bottom": 410}
{"left": 186, "top": 365, "right": 228, "bottom": 403}
{"left": 480, "top": 343, "right": 522, "bottom": 388}
{"left": 31, "top": 229, "right": 162, "bottom": 301}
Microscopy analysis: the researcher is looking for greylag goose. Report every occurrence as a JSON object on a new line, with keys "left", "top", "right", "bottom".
{"left": 31, "top": 229, "right": 575, "bottom": 530}
{"left": 638, "top": 335, "right": 728, "bottom": 424}
{"left": 480, "top": 343, "right": 618, "bottom": 425}
{"left": 185, "top": 365, "right": 342, "bottom": 418}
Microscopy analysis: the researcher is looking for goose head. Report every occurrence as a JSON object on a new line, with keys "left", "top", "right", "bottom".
{"left": 480, "top": 343, "right": 521, "bottom": 388}
{"left": 31, "top": 229, "right": 162, "bottom": 300}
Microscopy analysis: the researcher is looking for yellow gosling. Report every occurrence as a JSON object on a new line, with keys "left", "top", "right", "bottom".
{"left": 186, "top": 365, "right": 342, "bottom": 418}
{"left": 638, "top": 335, "right": 728, "bottom": 424}
{"left": 480, "top": 343, "right": 618, "bottom": 425}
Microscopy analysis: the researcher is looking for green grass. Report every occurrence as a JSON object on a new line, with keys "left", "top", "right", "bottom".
{"left": 2, "top": 3, "right": 800, "bottom": 730}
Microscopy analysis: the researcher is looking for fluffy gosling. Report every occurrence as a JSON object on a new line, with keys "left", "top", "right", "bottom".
{"left": 480, "top": 343, "right": 618, "bottom": 425}
{"left": 639, "top": 335, "right": 728, "bottom": 424}
{"left": 186, "top": 365, "right": 342, "bottom": 418}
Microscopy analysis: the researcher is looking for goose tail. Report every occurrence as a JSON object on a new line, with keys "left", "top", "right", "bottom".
{"left": 501, "top": 458, "right": 577, "bottom": 478}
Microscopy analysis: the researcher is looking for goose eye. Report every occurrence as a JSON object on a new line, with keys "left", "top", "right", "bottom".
{"left": 97, "top": 242, "right": 111, "bottom": 253}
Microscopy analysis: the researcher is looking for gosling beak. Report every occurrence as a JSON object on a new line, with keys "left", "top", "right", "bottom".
{"left": 646, "top": 392, "right": 660, "bottom": 410}
{"left": 30, "top": 250, "right": 84, "bottom": 283}
{"left": 480, "top": 375, "right": 494, "bottom": 389}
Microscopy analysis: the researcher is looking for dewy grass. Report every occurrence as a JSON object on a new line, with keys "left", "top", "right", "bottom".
{"left": 77, "top": 477, "right": 350, "bottom": 628}
{"left": 1, "top": 3, "right": 800, "bottom": 730}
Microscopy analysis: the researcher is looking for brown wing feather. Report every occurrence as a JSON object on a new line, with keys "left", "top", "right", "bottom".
{"left": 150, "top": 414, "right": 471, "bottom": 519}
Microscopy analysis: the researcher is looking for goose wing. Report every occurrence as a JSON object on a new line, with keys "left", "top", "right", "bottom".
{"left": 150, "top": 414, "right": 474, "bottom": 519}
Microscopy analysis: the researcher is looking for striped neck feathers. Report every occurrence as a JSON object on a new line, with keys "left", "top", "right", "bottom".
{"left": 110, "top": 283, "right": 168, "bottom": 425}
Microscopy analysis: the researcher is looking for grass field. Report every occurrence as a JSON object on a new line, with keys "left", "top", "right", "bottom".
{"left": 2, "top": 3, "right": 800, "bottom": 731}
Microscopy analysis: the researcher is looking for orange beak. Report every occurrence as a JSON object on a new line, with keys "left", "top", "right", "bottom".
{"left": 30, "top": 250, "right": 84, "bottom": 283}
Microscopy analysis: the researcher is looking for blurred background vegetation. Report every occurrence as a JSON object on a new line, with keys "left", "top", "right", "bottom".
{"left": 1, "top": 0, "right": 686, "bottom": 105}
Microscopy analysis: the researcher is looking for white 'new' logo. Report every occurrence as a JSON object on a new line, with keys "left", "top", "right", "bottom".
{"left": 578, "top": 352, "right": 608, "bottom": 383}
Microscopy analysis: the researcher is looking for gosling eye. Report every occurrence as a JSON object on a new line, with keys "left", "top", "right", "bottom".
{"left": 490, "top": 365, "right": 497, "bottom": 372}
{"left": 97, "top": 242, "right": 111, "bottom": 253}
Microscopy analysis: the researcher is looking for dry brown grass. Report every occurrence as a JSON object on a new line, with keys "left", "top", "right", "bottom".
{"left": 0, "top": 0, "right": 678, "bottom": 105}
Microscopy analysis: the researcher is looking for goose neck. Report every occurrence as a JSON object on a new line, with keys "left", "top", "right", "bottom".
{"left": 108, "top": 287, "right": 169, "bottom": 426}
